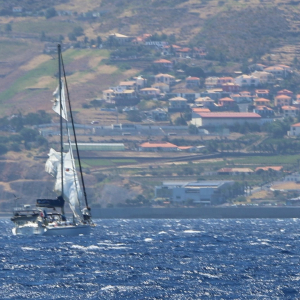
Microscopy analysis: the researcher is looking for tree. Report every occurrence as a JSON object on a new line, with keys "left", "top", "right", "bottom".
{"left": 68, "top": 32, "right": 77, "bottom": 41}
{"left": 5, "top": 23, "right": 12, "bottom": 33}
{"left": 73, "top": 26, "right": 84, "bottom": 37}
{"left": 188, "top": 124, "right": 198, "bottom": 134}
{"left": 19, "top": 128, "right": 39, "bottom": 142}
{"left": 45, "top": 7, "right": 57, "bottom": 19}
{"left": 96, "top": 36, "right": 102, "bottom": 46}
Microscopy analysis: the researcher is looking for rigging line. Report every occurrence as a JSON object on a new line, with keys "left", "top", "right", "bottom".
{"left": 60, "top": 50, "right": 89, "bottom": 209}
{"left": 58, "top": 44, "right": 64, "bottom": 199}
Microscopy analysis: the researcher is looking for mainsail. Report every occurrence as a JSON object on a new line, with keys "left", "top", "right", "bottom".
{"left": 52, "top": 81, "right": 68, "bottom": 121}
{"left": 45, "top": 148, "right": 82, "bottom": 220}
{"left": 46, "top": 82, "right": 83, "bottom": 221}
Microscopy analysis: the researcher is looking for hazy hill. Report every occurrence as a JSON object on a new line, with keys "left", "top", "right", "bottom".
{"left": 0, "top": 0, "right": 300, "bottom": 117}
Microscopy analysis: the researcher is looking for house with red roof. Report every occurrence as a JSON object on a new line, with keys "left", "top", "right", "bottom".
{"left": 155, "top": 73, "right": 175, "bottom": 85}
{"left": 153, "top": 59, "right": 173, "bottom": 69}
{"left": 222, "top": 82, "right": 240, "bottom": 93}
{"left": 253, "top": 106, "right": 274, "bottom": 117}
{"left": 191, "top": 112, "right": 261, "bottom": 127}
{"left": 253, "top": 98, "right": 271, "bottom": 107}
{"left": 263, "top": 66, "right": 286, "bottom": 77}
{"left": 217, "top": 77, "right": 234, "bottom": 86}
{"left": 277, "top": 89, "right": 293, "bottom": 98}
{"left": 139, "top": 141, "right": 178, "bottom": 152}
{"left": 289, "top": 122, "right": 300, "bottom": 136}
{"left": 274, "top": 95, "right": 292, "bottom": 107}
{"left": 255, "top": 89, "right": 270, "bottom": 98}
{"left": 218, "top": 97, "right": 235, "bottom": 107}
{"left": 186, "top": 76, "right": 200, "bottom": 88}
{"left": 282, "top": 106, "right": 299, "bottom": 118}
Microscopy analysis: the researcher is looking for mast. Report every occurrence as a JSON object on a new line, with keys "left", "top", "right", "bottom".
{"left": 58, "top": 44, "right": 64, "bottom": 205}
{"left": 60, "top": 53, "right": 89, "bottom": 209}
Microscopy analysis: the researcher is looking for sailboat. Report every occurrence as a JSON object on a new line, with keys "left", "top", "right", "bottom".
{"left": 11, "top": 44, "right": 94, "bottom": 236}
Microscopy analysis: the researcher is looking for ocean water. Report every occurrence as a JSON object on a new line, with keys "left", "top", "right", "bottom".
{"left": 1, "top": 218, "right": 300, "bottom": 300}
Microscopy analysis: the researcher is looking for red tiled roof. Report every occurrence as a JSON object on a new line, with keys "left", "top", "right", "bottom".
{"left": 276, "top": 95, "right": 291, "bottom": 99}
{"left": 196, "top": 112, "right": 261, "bottom": 118}
{"left": 154, "top": 59, "right": 172, "bottom": 64}
{"left": 178, "top": 146, "right": 193, "bottom": 150}
{"left": 192, "top": 108, "right": 210, "bottom": 112}
{"left": 140, "top": 142, "right": 177, "bottom": 148}
{"left": 278, "top": 89, "right": 292, "bottom": 94}
{"left": 256, "top": 89, "right": 269, "bottom": 93}
{"left": 219, "top": 97, "right": 234, "bottom": 101}
{"left": 292, "top": 123, "right": 300, "bottom": 127}
{"left": 186, "top": 77, "right": 200, "bottom": 80}
{"left": 282, "top": 106, "right": 298, "bottom": 110}
{"left": 254, "top": 98, "right": 270, "bottom": 102}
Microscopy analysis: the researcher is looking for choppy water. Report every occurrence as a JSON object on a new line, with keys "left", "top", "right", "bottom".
{"left": 1, "top": 218, "right": 300, "bottom": 299}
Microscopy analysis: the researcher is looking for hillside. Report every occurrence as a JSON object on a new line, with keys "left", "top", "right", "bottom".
{"left": 0, "top": 1, "right": 300, "bottom": 117}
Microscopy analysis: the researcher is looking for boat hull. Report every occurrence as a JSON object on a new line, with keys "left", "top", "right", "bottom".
{"left": 44, "top": 224, "right": 91, "bottom": 236}
{"left": 12, "top": 224, "right": 91, "bottom": 236}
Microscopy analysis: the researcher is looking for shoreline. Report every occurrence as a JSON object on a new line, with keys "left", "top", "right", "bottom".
{"left": 3, "top": 207, "right": 300, "bottom": 219}
{"left": 91, "top": 207, "right": 300, "bottom": 219}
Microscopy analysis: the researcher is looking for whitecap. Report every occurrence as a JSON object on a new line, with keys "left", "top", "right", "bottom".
{"left": 144, "top": 238, "right": 153, "bottom": 242}
{"left": 21, "top": 247, "right": 36, "bottom": 251}
{"left": 158, "top": 231, "right": 168, "bottom": 235}
{"left": 184, "top": 230, "right": 201, "bottom": 234}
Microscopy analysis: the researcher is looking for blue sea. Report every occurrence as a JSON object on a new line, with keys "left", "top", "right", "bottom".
{"left": 1, "top": 218, "right": 300, "bottom": 299}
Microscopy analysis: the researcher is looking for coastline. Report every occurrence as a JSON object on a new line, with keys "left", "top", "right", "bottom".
{"left": 2, "top": 207, "right": 300, "bottom": 219}
{"left": 91, "top": 207, "right": 300, "bottom": 219}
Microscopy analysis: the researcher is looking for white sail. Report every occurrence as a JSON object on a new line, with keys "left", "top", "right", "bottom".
{"left": 52, "top": 81, "right": 68, "bottom": 121}
{"left": 45, "top": 148, "right": 82, "bottom": 221}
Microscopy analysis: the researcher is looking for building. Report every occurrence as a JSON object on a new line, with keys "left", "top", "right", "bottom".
{"left": 277, "top": 89, "right": 293, "bottom": 98}
{"left": 194, "top": 97, "right": 215, "bottom": 108}
{"left": 119, "top": 81, "right": 137, "bottom": 91}
{"left": 289, "top": 122, "right": 300, "bottom": 136}
{"left": 217, "top": 168, "right": 254, "bottom": 175}
{"left": 186, "top": 76, "right": 200, "bottom": 88}
{"left": 282, "top": 106, "right": 298, "bottom": 118}
{"left": 139, "top": 87, "right": 160, "bottom": 96}
{"left": 251, "top": 71, "right": 274, "bottom": 84}
{"left": 64, "top": 143, "right": 125, "bottom": 151}
{"left": 253, "top": 106, "right": 274, "bottom": 117}
{"left": 263, "top": 66, "right": 286, "bottom": 77}
{"left": 103, "top": 89, "right": 114, "bottom": 102}
{"left": 255, "top": 89, "right": 270, "bottom": 98}
{"left": 139, "top": 141, "right": 178, "bottom": 152}
{"left": 168, "top": 96, "right": 188, "bottom": 111}
{"left": 217, "top": 77, "right": 234, "bottom": 86}
{"left": 191, "top": 112, "right": 261, "bottom": 127}
{"left": 153, "top": 59, "right": 173, "bottom": 69}
{"left": 155, "top": 73, "right": 176, "bottom": 85}
{"left": 234, "top": 75, "right": 260, "bottom": 87}
{"left": 222, "top": 82, "right": 240, "bottom": 93}
{"left": 155, "top": 181, "right": 235, "bottom": 204}
{"left": 109, "top": 33, "right": 132, "bottom": 44}
{"left": 274, "top": 95, "right": 292, "bottom": 107}
{"left": 218, "top": 97, "right": 235, "bottom": 107}
{"left": 205, "top": 77, "right": 219, "bottom": 88}
{"left": 151, "top": 82, "right": 170, "bottom": 93}
{"left": 253, "top": 98, "right": 271, "bottom": 106}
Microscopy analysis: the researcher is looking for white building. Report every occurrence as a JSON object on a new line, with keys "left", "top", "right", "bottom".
{"left": 288, "top": 122, "right": 300, "bottom": 136}
{"left": 191, "top": 112, "right": 261, "bottom": 127}
{"left": 155, "top": 181, "right": 235, "bottom": 204}
{"left": 234, "top": 75, "right": 260, "bottom": 87}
